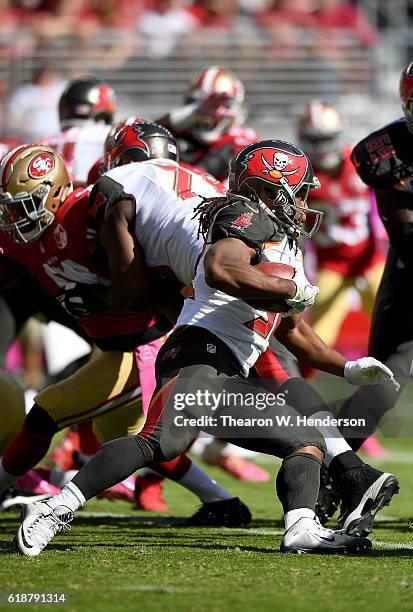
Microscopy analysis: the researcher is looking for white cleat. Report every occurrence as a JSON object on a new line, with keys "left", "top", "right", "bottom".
{"left": 16, "top": 501, "right": 73, "bottom": 557}
{"left": 280, "top": 517, "right": 372, "bottom": 554}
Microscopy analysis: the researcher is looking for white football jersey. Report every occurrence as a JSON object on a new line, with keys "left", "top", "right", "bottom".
{"left": 41, "top": 123, "right": 111, "bottom": 183}
{"left": 177, "top": 211, "right": 306, "bottom": 375}
{"left": 104, "top": 159, "right": 225, "bottom": 286}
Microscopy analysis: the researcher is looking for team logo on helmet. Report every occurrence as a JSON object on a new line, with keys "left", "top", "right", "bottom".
{"left": 28, "top": 153, "right": 55, "bottom": 179}
{"left": 238, "top": 147, "right": 308, "bottom": 191}
{"left": 91, "top": 84, "right": 116, "bottom": 117}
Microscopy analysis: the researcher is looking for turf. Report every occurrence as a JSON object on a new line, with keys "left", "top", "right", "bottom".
{"left": 1, "top": 440, "right": 413, "bottom": 612}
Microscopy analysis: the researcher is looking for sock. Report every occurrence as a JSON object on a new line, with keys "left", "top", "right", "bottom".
{"left": 47, "top": 481, "right": 86, "bottom": 513}
{"left": 49, "top": 468, "right": 79, "bottom": 488}
{"left": 0, "top": 458, "right": 18, "bottom": 493}
{"left": 328, "top": 450, "right": 364, "bottom": 484}
{"left": 310, "top": 410, "right": 353, "bottom": 466}
{"left": 72, "top": 434, "right": 152, "bottom": 501}
{"left": 152, "top": 454, "right": 192, "bottom": 481}
{"left": 276, "top": 452, "right": 321, "bottom": 514}
{"left": 2, "top": 423, "right": 53, "bottom": 480}
{"left": 177, "top": 463, "right": 232, "bottom": 503}
{"left": 284, "top": 508, "right": 315, "bottom": 531}
{"left": 77, "top": 421, "right": 101, "bottom": 455}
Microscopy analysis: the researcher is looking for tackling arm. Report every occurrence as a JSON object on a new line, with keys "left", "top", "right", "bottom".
{"left": 98, "top": 200, "right": 152, "bottom": 312}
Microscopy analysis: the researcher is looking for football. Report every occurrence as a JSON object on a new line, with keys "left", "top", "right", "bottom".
{"left": 245, "top": 261, "right": 296, "bottom": 312}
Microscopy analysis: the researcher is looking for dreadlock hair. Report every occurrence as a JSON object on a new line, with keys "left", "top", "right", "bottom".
{"left": 192, "top": 192, "right": 255, "bottom": 241}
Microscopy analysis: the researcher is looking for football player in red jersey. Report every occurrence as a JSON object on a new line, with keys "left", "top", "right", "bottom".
{"left": 157, "top": 66, "right": 258, "bottom": 182}
{"left": 0, "top": 139, "right": 251, "bottom": 527}
{"left": 41, "top": 77, "right": 116, "bottom": 186}
{"left": 298, "top": 100, "right": 385, "bottom": 348}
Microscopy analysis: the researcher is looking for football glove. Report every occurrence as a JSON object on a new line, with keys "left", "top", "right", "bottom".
{"left": 284, "top": 269, "right": 319, "bottom": 314}
{"left": 57, "top": 282, "right": 107, "bottom": 317}
{"left": 344, "top": 357, "right": 400, "bottom": 392}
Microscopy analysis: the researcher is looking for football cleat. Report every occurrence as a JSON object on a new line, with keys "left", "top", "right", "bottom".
{"left": 315, "top": 464, "right": 340, "bottom": 525}
{"left": 97, "top": 475, "right": 136, "bottom": 504}
{"left": 185, "top": 497, "right": 252, "bottom": 527}
{"left": 203, "top": 453, "right": 270, "bottom": 482}
{"left": 280, "top": 516, "right": 371, "bottom": 554}
{"left": 14, "top": 469, "right": 61, "bottom": 497}
{"left": 359, "top": 435, "right": 388, "bottom": 459}
{"left": 50, "top": 428, "right": 80, "bottom": 471}
{"left": 134, "top": 474, "right": 168, "bottom": 513}
{"left": 337, "top": 466, "right": 399, "bottom": 537}
{"left": 16, "top": 501, "right": 73, "bottom": 557}
{"left": 0, "top": 487, "right": 51, "bottom": 512}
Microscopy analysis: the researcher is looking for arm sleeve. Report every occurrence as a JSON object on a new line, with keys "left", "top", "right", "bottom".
{"left": 88, "top": 176, "right": 136, "bottom": 231}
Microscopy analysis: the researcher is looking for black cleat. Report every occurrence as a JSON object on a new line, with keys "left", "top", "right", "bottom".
{"left": 185, "top": 497, "right": 252, "bottom": 527}
{"left": 315, "top": 464, "right": 340, "bottom": 525}
{"left": 337, "top": 466, "right": 399, "bottom": 537}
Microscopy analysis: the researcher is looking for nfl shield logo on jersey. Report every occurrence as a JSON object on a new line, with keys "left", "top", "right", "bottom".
{"left": 54, "top": 224, "right": 68, "bottom": 249}
{"left": 206, "top": 343, "right": 216, "bottom": 354}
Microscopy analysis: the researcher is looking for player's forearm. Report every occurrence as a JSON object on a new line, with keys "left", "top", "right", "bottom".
{"left": 205, "top": 259, "right": 296, "bottom": 300}
{"left": 276, "top": 318, "right": 346, "bottom": 377}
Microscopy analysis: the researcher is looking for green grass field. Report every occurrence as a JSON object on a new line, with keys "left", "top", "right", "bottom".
{"left": 1, "top": 437, "right": 413, "bottom": 612}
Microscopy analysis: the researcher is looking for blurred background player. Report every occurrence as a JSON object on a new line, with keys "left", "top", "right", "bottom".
{"left": 298, "top": 99, "right": 387, "bottom": 458}
{"left": 157, "top": 66, "right": 258, "bottom": 183}
{"left": 41, "top": 76, "right": 116, "bottom": 185}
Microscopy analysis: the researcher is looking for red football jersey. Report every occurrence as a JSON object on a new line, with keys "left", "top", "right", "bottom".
{"left": 177, "top": 125, "right": 259, "bottom": 181}
{"left": 308, "top": 147, "right": 383, "bottom": 275}
{"left": 1, "top": 187, "right": 158, "bottom": 347}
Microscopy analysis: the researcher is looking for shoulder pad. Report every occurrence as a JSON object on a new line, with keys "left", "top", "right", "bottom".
{"left": 88, "top": 175, "right": 135, "bottom": 230}
{"left": 352, "top": 119, "right": 413, "bottom": 191}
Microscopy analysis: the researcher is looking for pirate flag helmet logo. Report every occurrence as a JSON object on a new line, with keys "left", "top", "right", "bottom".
{"left": 229, "top": 139, "right": 323, "bottom": 238}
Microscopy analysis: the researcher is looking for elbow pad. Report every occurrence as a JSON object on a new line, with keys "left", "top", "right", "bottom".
{"left": 389, "top": 223, "right": 413, "bottom": 268}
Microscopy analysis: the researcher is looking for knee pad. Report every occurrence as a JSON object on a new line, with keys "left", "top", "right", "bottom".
{"left": 25, "top": 403, "right": 59, "bottom": 435}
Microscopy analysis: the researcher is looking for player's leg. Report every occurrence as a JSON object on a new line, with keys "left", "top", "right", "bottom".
{"left": 0, "top": 371, "right": 60, "bottom": 511}
{"left": 337, "top": 247, "right": 413, "bottom": 448}
{"left": 0, "top": 350, "right": 139, "bottom": 492}
{"left": 309, "top": 268, "right": 352, "bottom": 346}
{"left": 93, "top": 393, "right": 244, "bottom": 523}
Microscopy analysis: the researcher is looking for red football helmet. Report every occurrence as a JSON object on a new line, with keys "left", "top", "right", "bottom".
{"left": 104, "top": 121, "right": 178, "bottom": 170}
{"left": 400, "top": 61, "right": 413, "bottom": 133}
{"left": 298, "top": 100, "right": 343, "bottom": 171}
{"left": 185, "top": 66, "right": 246, "bottom": 144}
{"left": 229, "top": 140, "right": 322, "bottom": 238}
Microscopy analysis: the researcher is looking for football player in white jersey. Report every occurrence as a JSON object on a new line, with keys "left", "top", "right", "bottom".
{"left": 41, "top": 77, "right": 116, "bottom": 185}
{"left": 16, "top": 140, "right": 399, "bottom": 556}
{"left": 0, "top": 130, "right": 251, "bottom": 528}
